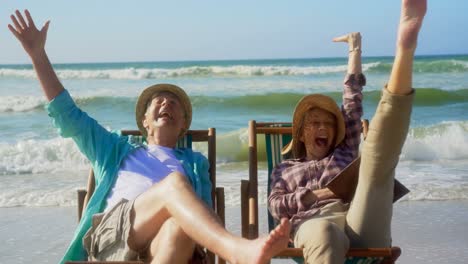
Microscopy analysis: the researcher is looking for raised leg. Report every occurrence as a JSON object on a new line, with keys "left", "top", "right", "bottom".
{"left": 128, "top": 172, "right": 290, "bottom": 264}
{"left": 346, "top": 0, "right": 427, "bottom": 247}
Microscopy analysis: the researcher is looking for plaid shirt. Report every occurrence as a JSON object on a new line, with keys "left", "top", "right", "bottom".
{"left": 268, "top": 74, "right": 365, "bottom": 232}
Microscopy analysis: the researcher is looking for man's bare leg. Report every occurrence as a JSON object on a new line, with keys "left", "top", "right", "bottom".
{"left": 147, "top": 218, "right": 196, "bottom": 264}
{"left": 128, "top": 172, "right": 290, "bottom": 264}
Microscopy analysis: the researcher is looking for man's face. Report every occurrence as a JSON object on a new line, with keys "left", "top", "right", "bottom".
{"left": 142, "top": 92, "right": 186, "bottom": 137}
{"left": 299, "top": 108, "right": 337, "bottom": 160}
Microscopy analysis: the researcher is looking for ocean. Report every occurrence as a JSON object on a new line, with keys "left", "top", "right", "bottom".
{"left": 1, "top": 55, "right": 468, "bottom": 263}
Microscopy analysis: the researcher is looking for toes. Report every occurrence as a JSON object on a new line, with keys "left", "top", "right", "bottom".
{"left": 269, "top": 229, "right": 282, "bottom": 240}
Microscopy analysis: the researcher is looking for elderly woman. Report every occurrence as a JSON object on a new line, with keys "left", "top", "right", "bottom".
{"left": 268, "top": 0, "right": 427, "bottom": 263}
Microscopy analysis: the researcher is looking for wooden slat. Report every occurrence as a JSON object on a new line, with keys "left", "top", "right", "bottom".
{"left": 208, "top": 128, "right": 216, "bottom": 208}
{"left": 77, "top": 189, "right": 87, "bottom": 221}
{"left": 248, "top": 120, "right": 259, "bottom": 239}
{"left": 255, "top": 122, "right": 291, "bottom": 127}
{"left": 119, "top": 130, "right": 141, "bottom": 136}
{"left": 216, "top": 187, "right": 226, "bottom": 264}
{"left": 187, "top": 130, "right": 210, "bottom": 142}
{"left": 205, "top": 128, "right": 217, "bottom": 264}
{"left": 120, "top": 129, "right": 210, "bottom": 142}
{"left": 82, "top": 170, "right": 95, "bottom": 218}
{"left": 66, "top": 262, "right": 143, "bottom": 264}
{"left": 347, "top": 248, "right": 394, "bottom": 257}
{"left": 255, "top": 126, "right": 292, "bottom": 135}
{"left": 206, "top": 251, "right": 215, "bottom": 264}
{"left": 240, "top": 180, "right": 249, "bottom": 238}
{"left": 362, "top": 119, "right": 369, "bottom": 140}
{"left": 276, "top": 247, "right": 398, "bottom": 258}
{"left": 216, "top": 188, "right": 225, "bottom": 226}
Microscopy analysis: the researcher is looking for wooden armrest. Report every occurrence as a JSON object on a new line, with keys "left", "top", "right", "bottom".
{"left": 277, "top": 247, "right": 401, "bottom": 260}
{"left": 240, "top": 180, "right": 250, "bottom": 238}
{"left": 215, "top": 187, "right": 225, "bottom": 226}
{"left": 77, "top": 189, "right": 87, "bottom": 221}
{"left": 211, "top": 187, "right": 226, "bottom": 264}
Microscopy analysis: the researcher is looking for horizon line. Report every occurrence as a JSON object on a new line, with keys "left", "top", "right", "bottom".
{"left": 1, "top": 53, "right": 467, "bottom": 66}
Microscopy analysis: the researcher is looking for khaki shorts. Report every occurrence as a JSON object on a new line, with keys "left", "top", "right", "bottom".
{"left": 83, "top": 199, "right": 139, "bottom": 261}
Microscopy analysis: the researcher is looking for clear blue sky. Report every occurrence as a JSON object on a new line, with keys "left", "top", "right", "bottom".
{"left": 1, "top": 0, "right": 467, "bottom": 64}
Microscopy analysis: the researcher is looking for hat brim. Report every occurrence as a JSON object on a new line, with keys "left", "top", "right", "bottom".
{"left": 135, "top": 84, "right": 192, "bottom": 137}
{"left": 281, "top": 140, "right": 293, "bottom": 155}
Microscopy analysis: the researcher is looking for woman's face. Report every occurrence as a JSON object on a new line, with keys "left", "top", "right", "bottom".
{"left": 299, "top": 108, "right": 337, "bottom": 160}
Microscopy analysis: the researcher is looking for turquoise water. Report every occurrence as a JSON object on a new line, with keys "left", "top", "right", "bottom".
{"left": 1, "top": 55, "right": 468, "bottom": 206}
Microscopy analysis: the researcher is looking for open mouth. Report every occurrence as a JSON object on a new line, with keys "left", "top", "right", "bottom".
{"left": 315, "top": 137, "right": 328, "bottom": 148}
{"left": 158, "top": 111, "right": 173, "bottom": 120}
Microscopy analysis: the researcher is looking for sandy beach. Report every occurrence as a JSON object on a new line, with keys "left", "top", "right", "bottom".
{"left": 1, "top": 1, "right": 467, "bottom": 263}
{"left": 2, "top": 200, "right": 468, "bottom": 263}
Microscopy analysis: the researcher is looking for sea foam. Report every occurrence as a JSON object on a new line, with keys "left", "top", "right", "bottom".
{"left": 1, "top": 121, "right": 466, "bottom": 175}
{"left": 0, "top": 63, "right": 379, "bottom": 79}
{"left": 0, "top": 137, "right": 89, "bottom": 175}
{"left": 403, "top": 121, "right": 468, "bottom": 161}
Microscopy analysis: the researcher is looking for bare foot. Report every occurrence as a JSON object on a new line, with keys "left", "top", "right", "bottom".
{"left": 235, "top": 218, "right": 291, "bottom": 264}
{"left": 398, "top": 0, "right": 427, "bottom": 49}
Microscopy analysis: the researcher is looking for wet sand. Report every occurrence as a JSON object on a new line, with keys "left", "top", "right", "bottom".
{"left": 2, "top": 200, "right": 468, "bottom": 263}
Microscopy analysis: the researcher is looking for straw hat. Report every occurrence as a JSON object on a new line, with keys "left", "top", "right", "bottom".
{"left": 135, "top": 84, "right": 192, "bottom": 137}
{"left": 282, "top": 94, "right": 345, "bottom": 157}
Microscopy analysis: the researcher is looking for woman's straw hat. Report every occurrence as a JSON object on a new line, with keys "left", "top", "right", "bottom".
{"left": 135, "top": 83, "right": 192, "bottom": 137}
{"left": 282, "top": 94, "right": 345, "bottom": 156}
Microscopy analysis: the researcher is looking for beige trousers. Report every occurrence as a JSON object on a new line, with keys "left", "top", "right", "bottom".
{"left": 294, "top": 88, "right": 414, "bottom": 264}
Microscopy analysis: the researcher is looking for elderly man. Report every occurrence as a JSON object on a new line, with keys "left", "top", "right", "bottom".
{"left": 9, "top": 10, "right": 290, "bottom": 264}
